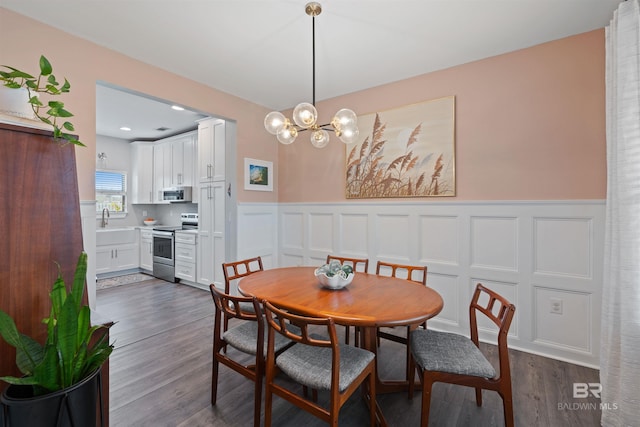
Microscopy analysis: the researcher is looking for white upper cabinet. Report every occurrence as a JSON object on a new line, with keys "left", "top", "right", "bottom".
{"left": 197, "top": 117, "right": 225, "bottom": 183}
{"left": 169, "top": 131, "right": 197, "bottom": 187}
{"left": 131, "top": 141, "right": 154, "bottom": 204}
{"left": 152, "top": 130, "right": 197, "bottom": 203}
{"left": 153, "top": 142, "right": 169, "bottom": 203}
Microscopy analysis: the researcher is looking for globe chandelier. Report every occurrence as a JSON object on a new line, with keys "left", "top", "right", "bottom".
{"left": 264, "top": 2, "right": 359, "bottom": 148}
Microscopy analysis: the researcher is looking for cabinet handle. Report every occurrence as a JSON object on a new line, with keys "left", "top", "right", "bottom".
{"left": 115, "top": 249, "right": 118, "bottom": 258}
{"left": 149, "top": 191, "right": 153, "bottom": 202}
{"left": 207, "top": 164, "right": 212, "bottom": 179}
{"left": 178, "top": 173, "right": 182, "bottom": 185}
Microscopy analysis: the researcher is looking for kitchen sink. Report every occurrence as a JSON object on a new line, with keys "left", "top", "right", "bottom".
{"left": 96, "top": 227, "right": 136, "bottom": 246}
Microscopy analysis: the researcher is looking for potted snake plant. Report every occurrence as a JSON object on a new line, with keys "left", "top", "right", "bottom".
{"left": 0, "top": 252, "right": 113, "bottom": 427}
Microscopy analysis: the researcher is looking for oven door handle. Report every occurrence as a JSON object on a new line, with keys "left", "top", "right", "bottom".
{"left": 152, "top": 231, "right": 175, "bottom": 238}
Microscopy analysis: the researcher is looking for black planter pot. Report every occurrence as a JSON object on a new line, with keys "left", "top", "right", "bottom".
{"left": 0, "top": 368, "right": 104, "bottom": 427}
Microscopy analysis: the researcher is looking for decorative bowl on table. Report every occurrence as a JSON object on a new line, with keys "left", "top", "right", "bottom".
{"left": 314, "top": 260, "right": 354, "bottom": 290}
{"left": 143, "top": 219, "right": 157, "bottom": 226}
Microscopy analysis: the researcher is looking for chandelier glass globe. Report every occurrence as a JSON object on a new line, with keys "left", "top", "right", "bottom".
{"left": 292, "top": 102, "right": 318, "bottom": 128}
{"left": 264, "top": 111, "right": 286, "bottom": 135}
{"left": 310, "top": 129, "right": 330, "bottom": 148}
{"left": 331, "top": 108, "right": 357, "bottom": 131}
{"left": 277, "top": 124, "right": 298, "bottom": 144}
{"left": 338, "top": 126, "right": 360, "bottom": 144}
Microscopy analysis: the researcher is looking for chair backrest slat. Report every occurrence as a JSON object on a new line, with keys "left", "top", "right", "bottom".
{"left": 469, "top": 283, "right": 516, "bottom": 382}
{"left": 326, "top": 255, "right": 369, "bottom": 273}
{"left": 263, "top": 301, "right": 335, "bottom": 348}
{"left": 223, "top": 256, "right": 264, "bottom": 293}
{"left": 375, "top": 260, "right": 427, "bottom": 285}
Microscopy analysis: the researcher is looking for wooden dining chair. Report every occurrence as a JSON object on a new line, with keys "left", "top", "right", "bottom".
{"left": 375, "top": 260, "right": 428, "bottom": 381}
{"left": 209, "top": 286, "right": 294, "bottom": 427}
{"left": 262, "top": 300, "right": 377, "bottom": 427}
{"left": 222, "top": 256, "right": 264, "bottom": 331}
{"left": 408, "top": 283, "right": 516, "bottom": 427}
{"left": 326, "top": 255, "right": 369, "bottom": 345}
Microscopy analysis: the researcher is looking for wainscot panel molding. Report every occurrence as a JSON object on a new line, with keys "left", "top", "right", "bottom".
{"left": 236, "top": 203, "right": 279, "bottom": 294}
{"left": 81, "top": 200, "right": 98, "bottom": 310}
{"left": 276, "top": 200, "right": 605, "bottom": 368}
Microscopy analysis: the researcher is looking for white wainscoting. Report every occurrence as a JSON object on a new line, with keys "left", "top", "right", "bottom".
{"left": 234, "top": 200, "right": 605, "bottom": 368}
{"left": 80, "top": 200, "right": 97, "bottom": 310}
{"left": 240, "top": 200, "right": 604, "bottom": 368}
{"left": 236, "top": 203, "right": 279, "bottom": 269}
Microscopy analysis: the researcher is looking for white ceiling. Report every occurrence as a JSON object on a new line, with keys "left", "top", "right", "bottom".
{"left": 95, "top": 83, "right": 208, "bottom": 141}
{"left": 2, "top": 0, "right": 622, "bottom": 140}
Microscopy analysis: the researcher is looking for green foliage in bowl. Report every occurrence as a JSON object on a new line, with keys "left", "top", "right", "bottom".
{"left": 316, "top": 259, "right": 353, "bottom": 278}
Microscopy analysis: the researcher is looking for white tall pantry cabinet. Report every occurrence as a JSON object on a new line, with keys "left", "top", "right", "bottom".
{"left": 196, "top": 117, "right": 234, "bottom": 290}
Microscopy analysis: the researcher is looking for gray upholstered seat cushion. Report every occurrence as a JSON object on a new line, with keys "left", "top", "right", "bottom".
{"left": 223, "top": 321, "right": 295, "bottom": 356}
{"left": 410, "top": 329, "right": 496, "bottom": 378}
{"left": 276, "top": 342, "right": 374, "bottom": 392}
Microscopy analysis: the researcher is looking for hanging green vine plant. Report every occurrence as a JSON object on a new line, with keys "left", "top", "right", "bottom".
{"left": 0, "top": 55, "right": 84, "bottom": 146}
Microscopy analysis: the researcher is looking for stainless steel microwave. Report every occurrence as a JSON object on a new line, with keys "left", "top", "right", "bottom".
{"left": 162, "top": 186, "right": 192, "bottom": 202}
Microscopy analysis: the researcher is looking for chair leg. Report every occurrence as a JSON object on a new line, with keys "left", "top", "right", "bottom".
{"left": 501, "top": 388, "right": 515, "bottom": 427}
{"left": 264, "top": 383, "right": 273, "bottom": 427}
{"left": 253, "top": 374, "right": 262, "bottom": 427}
{"left": 368, "top": 369, "right": 376, "bottom": 427}
{"left": 211, "top": 356, "right": 219, "bottom": 405}
{"left": 475, "top": 387, "right": 482, "bottom": 406}
{"left": 408, "top": 355, "right": 417, "bottom": 400}
{"left": 420, "top": 378, "right": 434, "bottom": 427}
{"left": 404, "top": 326, "right": 412, "bottom": 381}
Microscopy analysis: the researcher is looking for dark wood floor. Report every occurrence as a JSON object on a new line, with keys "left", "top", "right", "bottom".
{"left": 96, "top": 278, "right": 602, "bottom": 426}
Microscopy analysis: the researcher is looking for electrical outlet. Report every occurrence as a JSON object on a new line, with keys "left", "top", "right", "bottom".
{"left": 550, "top": 297, "right": 563, "bottom": 315}
{"left": 142, "top": 210, "right": 148, "bottom": 217}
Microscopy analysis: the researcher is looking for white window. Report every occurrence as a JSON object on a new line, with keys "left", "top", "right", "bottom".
{"left": 96, "top": 169, "right": 127, "bottom": 215}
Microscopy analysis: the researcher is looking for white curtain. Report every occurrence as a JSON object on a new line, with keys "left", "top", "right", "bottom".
{"left": 602, "top": 1, "right": 640, "bottom": 425}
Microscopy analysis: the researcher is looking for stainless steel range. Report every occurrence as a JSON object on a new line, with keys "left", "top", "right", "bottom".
{"left": 152, "top": 213, "right": 198, "bottom": 282}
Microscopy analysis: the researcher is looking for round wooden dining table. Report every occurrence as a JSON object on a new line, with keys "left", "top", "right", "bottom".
{"left": 238, "top": 266, "right": 444, "bottom": 425}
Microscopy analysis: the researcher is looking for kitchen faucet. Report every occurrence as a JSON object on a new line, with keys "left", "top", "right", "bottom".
{"left": 101, "top": 208, "right": 110, "bottom": 228}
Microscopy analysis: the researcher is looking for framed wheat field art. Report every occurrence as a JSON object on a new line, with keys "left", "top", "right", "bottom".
{"left": 345, "top": 96, "right": 455, "bottom": 199}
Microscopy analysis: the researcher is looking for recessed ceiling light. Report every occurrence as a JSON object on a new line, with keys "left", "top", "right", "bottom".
{"left": 120, "top": 126, "right": 132, "bottom": 131}
{"left": 171, "top": 105, "right": 184, "bottom": 111}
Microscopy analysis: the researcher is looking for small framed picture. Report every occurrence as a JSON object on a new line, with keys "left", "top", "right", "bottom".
{"left": 244, "top": 158, "right": 273, "bottom": 192}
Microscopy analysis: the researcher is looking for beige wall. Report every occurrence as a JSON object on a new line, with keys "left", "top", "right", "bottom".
{"left": 0, "top": 8, "right": 277, "bottom": 203}
{"left": 2, "top": 8, "right": 606, "bottom": 204}
{"left": 278, "top": 29, "right": 606, "bottom": 202}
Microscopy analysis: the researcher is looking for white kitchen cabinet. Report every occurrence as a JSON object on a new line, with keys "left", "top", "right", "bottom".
{"left": 197, "top": 117, "right": 225, "bottom": 183}
{"left": 153, "top": 142, "right": 169, "bottom": 203}
{"left": 95, "top": 243, "right": 138, "bottom": 275}
{"left": 152, "top": 131, "right": 197, "bottom": 203}
{"left": 131, "top": 141, "right": 154, "bottom": 204}
{"left": 175, "top": 230, "right": 197, "bottom": 284}
{"left": 139, "top": 228, "right": 153, "bottom": 273}
{"left": 96, "top": 228, "right": 139, "bottom": 275}
{"left": 197, "top": 182, "right": 225, "bottom": 288}
{"left": 170, "top": 132, "right": 196, "bottom": 187}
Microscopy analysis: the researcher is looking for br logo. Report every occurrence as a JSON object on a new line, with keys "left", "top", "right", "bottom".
{"left": 573, "top": 383, "right": 602, "bottom": 399}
